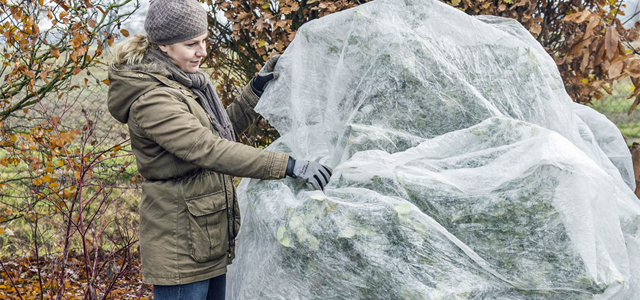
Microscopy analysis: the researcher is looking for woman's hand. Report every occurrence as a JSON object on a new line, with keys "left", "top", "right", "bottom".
{"left": 286, "top": 157, "right": 333, "bottom": 190}
{"left": 251, "top": 54, "right": 281, "bottom": 96}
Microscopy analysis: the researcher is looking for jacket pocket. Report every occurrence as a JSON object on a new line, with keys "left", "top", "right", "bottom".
{"left": 185, "top": 191, "right": 229, "bottom": 263}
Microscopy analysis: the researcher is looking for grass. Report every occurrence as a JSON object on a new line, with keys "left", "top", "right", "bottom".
{"left": 0, "top": 184, "right": 140, "bottom": 256}
{"left": 0, "top": 157, "right": 140, "bottom": 258}
{"left": 588, "top": 78, "right": 640, "bottom": 144}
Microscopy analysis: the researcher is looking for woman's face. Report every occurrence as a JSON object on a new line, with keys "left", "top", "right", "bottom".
{"left": 158, "top": 33, "right": 208, "bottom": 73}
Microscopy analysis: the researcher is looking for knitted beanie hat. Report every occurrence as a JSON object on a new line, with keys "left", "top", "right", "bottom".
{"left": 144, "top": 0, "right": 208, "bottom": 45}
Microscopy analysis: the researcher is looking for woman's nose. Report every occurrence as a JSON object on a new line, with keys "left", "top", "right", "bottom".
{"left": 196, "top": 44, "right": 207, "bottom": 57}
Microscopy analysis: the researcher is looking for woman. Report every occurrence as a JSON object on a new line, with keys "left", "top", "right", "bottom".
{"left": 107, "top": 0, "right": 332, "bottom": 299}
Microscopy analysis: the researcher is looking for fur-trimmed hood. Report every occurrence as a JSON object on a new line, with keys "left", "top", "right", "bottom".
{"left": 107, "top": 55, "right": 175, "bottom": 123}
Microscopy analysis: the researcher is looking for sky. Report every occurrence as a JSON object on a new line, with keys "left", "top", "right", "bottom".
{"left": 622, "top": 0, "right": 640, "bottom": 27}
{"left": 120, "top": 0, "right": 149, "bottom": 35}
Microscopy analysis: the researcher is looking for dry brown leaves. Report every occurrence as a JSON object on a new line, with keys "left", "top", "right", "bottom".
{"left": 0, "top": 251, "right": 151, "bottom": 300}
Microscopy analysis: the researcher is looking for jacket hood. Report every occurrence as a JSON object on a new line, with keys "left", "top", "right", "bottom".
{"left": 107, "top": 57, "right": 173, "bottom": 123}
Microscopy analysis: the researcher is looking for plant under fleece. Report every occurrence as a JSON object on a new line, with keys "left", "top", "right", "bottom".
{"left": 228, "top": 0, "right": 640, "bottom": 299}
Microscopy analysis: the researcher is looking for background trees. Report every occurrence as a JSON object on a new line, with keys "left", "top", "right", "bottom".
{"left": 205, "top": 0, "right": 370, "bottom": 145}
{"left": 1, "top": 1, "right": 143, "bottom": 298}
{"left": 205, "top": 0, "right": 640, "bottom": 145}
{"left": 1, "top": 0, "right": 137, "bottom": 121}
{"left": 441, "top": 0, "right": 640, "bottom": 112}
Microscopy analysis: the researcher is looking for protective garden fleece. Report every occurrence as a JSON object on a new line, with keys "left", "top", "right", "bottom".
{"left": 229, "top": 0, "right": 640, "bottom": 299}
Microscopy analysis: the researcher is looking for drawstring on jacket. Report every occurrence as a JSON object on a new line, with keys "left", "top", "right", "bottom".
{"left": 222, "top": 175, "right": 236, "bottom": 257}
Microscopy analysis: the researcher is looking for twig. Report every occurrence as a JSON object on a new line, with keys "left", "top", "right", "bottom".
{"left": 33, "top": 212, "right": 44, "bottom": 300}
{"left": 135, "top": 282, "right": 147, "bottom": 300}
{"left": 613, "top": 0, "right": 624, "bottom": 25}
{"left": 0, "top": 258, "right": 25, "bottom": 300}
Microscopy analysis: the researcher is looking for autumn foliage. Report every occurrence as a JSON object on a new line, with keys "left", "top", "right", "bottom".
{"left": 0, "top": 0, "right": 138, "bottom": 122}
{"left": 206, "top": 0, "right": 640, "bottom": 106}
{"left": 204, "top": 0, "right": 640, "bottom": 145}
{"left": 441, "top": 0, "right": 640, "bottom": 110}
{"left": 1, "top": 0, "right": 145, "bottom": 299}
{"left": 204, "top": 0, "right": 369, "bottom": 145}
{"left": 0, "top": 94, "right": 142, "bottom": 298}
{"left": 1, "top": 0, "right": 640, "bottom": 298}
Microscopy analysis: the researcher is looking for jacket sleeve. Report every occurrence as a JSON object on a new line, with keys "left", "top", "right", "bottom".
{"left": 131, "top": 89, "right": 288, "bottom": 180}
{"left": 225, "top": 83, "right": 261, "bottom": 135}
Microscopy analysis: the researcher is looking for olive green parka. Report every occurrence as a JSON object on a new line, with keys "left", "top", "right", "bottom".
{"left": 107, "top": 58, "right": 288, "bottom": 285}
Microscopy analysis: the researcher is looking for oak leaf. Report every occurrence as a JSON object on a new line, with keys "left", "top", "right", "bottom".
{"left": 605, "top": 25, "right": 619, "bottom": 60}
{"left": 609, "top": 60, "right": 624, "bottom": 78}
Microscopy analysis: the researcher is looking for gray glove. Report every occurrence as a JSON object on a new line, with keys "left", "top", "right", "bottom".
{"left": 251, "top": 54, "right": 280, "bottom": 96}
{"left": 286, "top": 157, "right": 333, "bottom": 190}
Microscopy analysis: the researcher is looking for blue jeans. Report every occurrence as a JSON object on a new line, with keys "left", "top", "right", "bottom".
{"left": 153, "top": 274, "right": 226, "bottom": 300}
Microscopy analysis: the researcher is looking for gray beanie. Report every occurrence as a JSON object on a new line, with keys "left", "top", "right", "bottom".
{"left": 144, "top": 0, "right": 208, "bottom": 45}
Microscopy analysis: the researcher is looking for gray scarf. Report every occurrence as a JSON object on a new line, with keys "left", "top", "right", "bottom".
{"left": 148, "top": 47, "right": 236, "bottom": 141}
